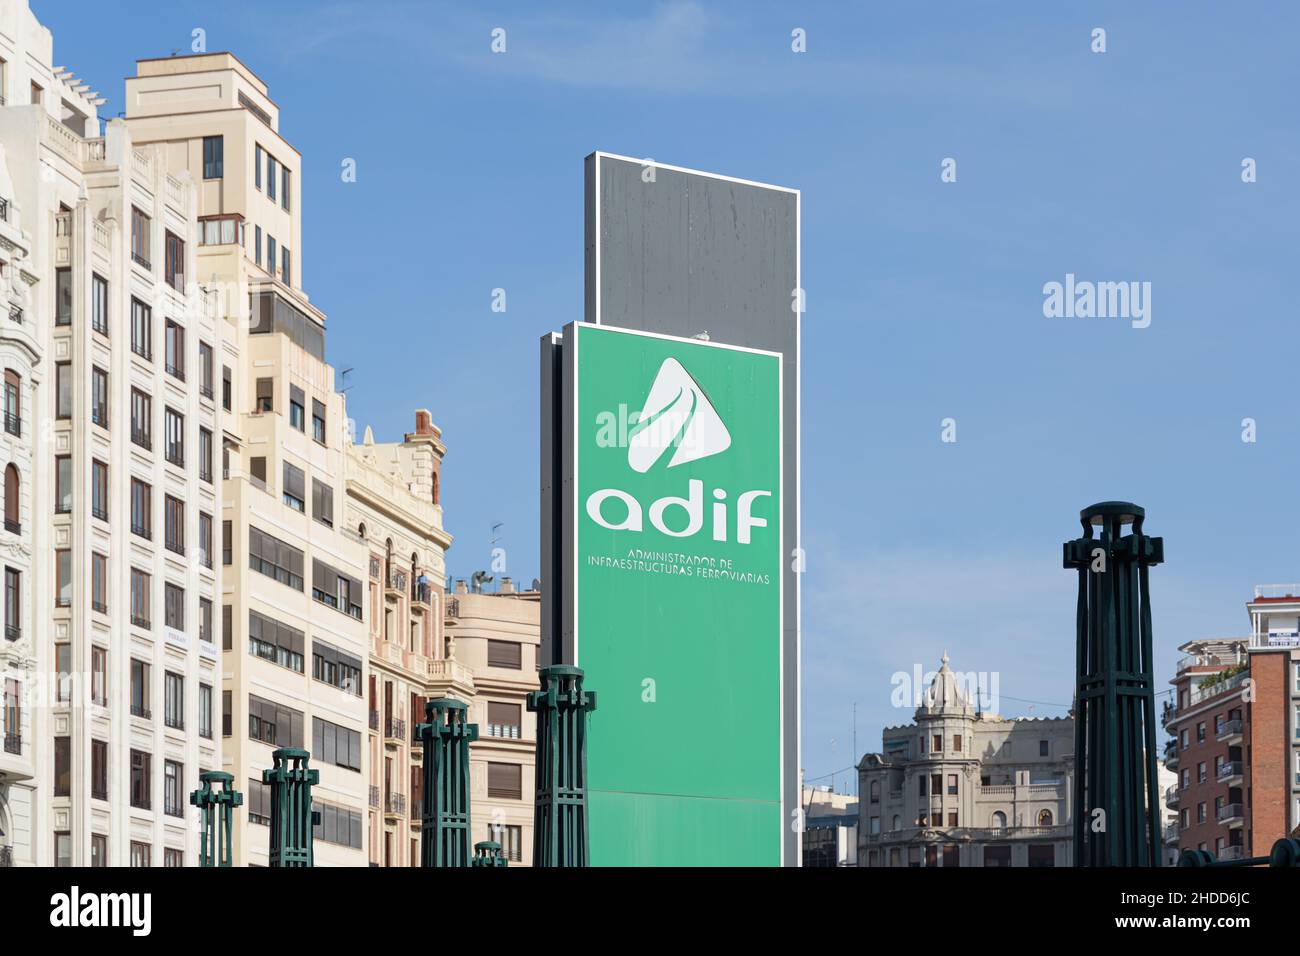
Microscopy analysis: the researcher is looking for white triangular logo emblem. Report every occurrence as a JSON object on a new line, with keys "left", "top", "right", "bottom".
{"left": 628, "top": 357, "right": 731, "bottom": 473}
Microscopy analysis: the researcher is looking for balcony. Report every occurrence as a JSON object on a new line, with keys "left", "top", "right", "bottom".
{"left": 386, "top": 570, "right": 407, "bottom": 598}
{"left": 1164, "top": 786, "right": 1179, "bottom": 811}
{"left": 1216, "top": 761, "right": 1244, "bottom": 785}
{"left": 412, "top": 581, "right": 432, "bottom": 608}
{"left": 384, "top": 793, "right": 406, "bottom": 818}
{"left": 1189, "top": 670, "right": 1249, "bottom": 708}
{"left": 1217, "top": 719, "right": 1243, "bottom": 743}
{"left": 410, "top": 799, "right": 422, "bottom": 822}
{"left": 369, "top": 710, "right": 379, "bottom": 732}
{"left": 1219, "top": 844, "right": 1245, "bottom": 861}
{"left": 1163, "top": 738, "right": 1178, "bottom": 770}
{"left": 0, "top": 846, "right": 11, "bottom": 868}
{"left": 3, "top": 624, "right": 18, "bottom": 642}
{"left": 369, "top": 785, "right": 379, "bottom": 809}
{"left": 445, "top": 597, "right": 460, "bottom": 620}
{"left": 3, "top": 733, "right": 19, "bottom": 755}
{"left": 1217, "top": 803, "right": 1244, "bottom": 825}
{"left": 1163, "top": 822, "right": 1179, "bottom": 845}
{"left": 384, "top": 717, "right": 406, "bottom": 742}
{"left": 130, "top": 704, "right": 151, "bottom": 720}
{"left": 3, "top": 413, "right": 20, "bottom": 438}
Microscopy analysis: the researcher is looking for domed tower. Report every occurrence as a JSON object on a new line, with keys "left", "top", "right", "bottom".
{"left": 912, "top": 654, "right": 979, "bottom": 854}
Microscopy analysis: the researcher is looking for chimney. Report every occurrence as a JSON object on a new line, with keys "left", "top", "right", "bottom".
{"left": 454, "top": 579, "right": 468, "bottom": 594}
{"left": 500, "top": 576, "right": 514, "bottom": 594}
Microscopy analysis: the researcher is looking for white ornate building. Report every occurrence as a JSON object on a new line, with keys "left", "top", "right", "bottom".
{"left": 857, "top": 655, "right": 1074, "bottom": 867}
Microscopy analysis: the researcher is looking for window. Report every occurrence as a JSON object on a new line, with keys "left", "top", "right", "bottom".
{"left": 164, "top": 407, "right": 184, "bottom": 466}
{"left": 130, "top": 568, "right": 151, "bottom": 628}
{"left": 312, "top": 638, "right": 361, "bottom": 694}
{"left": 164, "top": 848, "right": 183, "bottom": 868}
{"left": 953, "top": 734, "right": 962, "bottom": 752}
{"left": 131, "top": 388, "right": 152, "bottom": 449}
{"left": 223, "top": 520, "right": 232, "bottom": 565}
{"left": 203, "top": 135, "right": 224, "bottom": 178}
{"left": 933, "top": 734, "right": 942, "bottom": 753}
{"left": 281, "top": 246, "right": 291, "bottom": 285}
{"left": 1038, "top": 809, "right": 1054, "bottom": 827}
{"left": 492, "top": 825, "right": 523, "bottom": 862}
{"left": 55, "top": 361, "right": 71, "bottom": 418}
{"left": 487, "top": 701, "right": 521, "bottom": 739}
{"left": 289, "top": 385, "right": 304, "bottom": 430}
{"left": 130, "top": 750, "right": 152, "bottom": 809}
{"left": 91, "top": 645, "right": 107, "bottom": 704}
{"left": 312, "top": 399, "right": 326, "bottom": 444}
{"left": 165, "top": 320, "right": 185, "bottom": 379}
{"left": 55, "top": 267, "right": 71, "bottom": 325}
{"left": 312, "top": 717, "right": 362, "bottom": 771}
{"left": 283, "top": 461, "right": 305, "bottom": 512}
{"left": 267, "top": 234, "right": 276, "bottom": 275}
{"left": 255, "top": 144, "right": 263, "bottom": 190}
{"left": 487, "top": 640, "right": 522, "bottom": 669}
{"left": 55, "top": 643, "right": 71, "bottom": 701}
{"left": 248, "top": 526, "right": 304, "bottom": 590}
{"left": 4, "top": 568, "right": 19, "bottom": 641}
{"left": 199, "top": 683, "right": 213, "bottom": 739}
{"left": 254, "top": 225, "right": 262, "bottom": 267}
{"left": 130, "top": 842, "right": 150, "bottom": 868}
{"left": 1197, "top": 802, "right": 1207, "bottom": 824}
{"left": 92, "top": 273, "right": 108, "bottom": 334}
{"left": 131, "top": 298, "right": 151, "bottom": 360}
{"left": 131, "top": 207, "right": 151, "bottom": 269}
{"left": 222, "top": 365, "right": 232, "bottom": 410}
{"left": 91, "top": 366, "right": 108, "bottom": 427}
{"left": 164, "top": 671, "right": 184, "bottom": 730}
{"left": 281, "top": 165, "right": 291, "bottom": 211}
{"left": 267, "top": 153, "right": 278, "bottom": 202}
{"left": 131, "top": 478, "right": 152, "bottom": 539}
{"left": 91, "top": 460, "right": 108, "bottom": 520}
{"left": 314, "top": 803, "right": 363, "bottom": 849}
{"left": 164, "top": 232, "right": 184, "bottom": 291}
{"left": 248, "top": 694, "right": 304, "bottom": 748}
{"left": 164, "top": 582, "right": 185, "bottom": 632}
{"left": 256, "top": 377, "right": 273, "bottom": 412}
{"left": 199, "top": 215, "right": 244, "bottom": 246}
{"left": 198, "top": 427, "right": 213, "bottom": 483}
{"left": 991, "top": 810, "right": 1007, "bottom": 829}
{"left": 164, "top": 495, "right": 185, "bottom": 554}
{"left": 130, "top": 659, "right": 151, "bottom": 718}
{"left": 222, "top": 604, "right": 232, "bottom": 650}
{"left": 91, "top": 739, "right": 108, "bottom": 800}
{"left": 199, "top": 597, "right": 213, "bottom": 646}
{"left": 312, "top": 560, "right": 362, "bottom": 618}
{"left": 947, "top": 774, "right": 958, "bottom": 795}
{"left": 3, "top": 369, "right": 19, "bottom": 436}
{"left": 1198, "top": 761, "right": 1207, "bottom": 784}
{"left": 55, "top": 456, "right": 71, "bottom": 513}
{"left": 164, "top": 760, "right": 183, "bottom": 816}
{"left": 199, "top": 342, "right": 214, "bottom": 399}
{"left": 2, "top": 676, "right": 18, "bottom": 745}
{"left": 54, "top": 735, "right": 70, "bottom": 794}
{"left": 248, "top": 610, "right": 305, "bottom": 673}
{"left": 1039, "top": 740, "right": 1049, "bottom": 757}
{"left": 487, "top": 762, "right": 522, "bottom": 799}
{"left": 56, "top": 833, "right": 71, "bottom": 868}
{"left": 55, "top": 549, "right": 71, "bottom": 606}
{"left": 199, "top": 513, "right": 213, "bottom": 569}
{"left": 1197, "top": 722, "right": 1206, "bottom": 743}
{"left": 312, "top": 479, "right": 333, "bottom": 527}
{"left": 2, "top": 464, "right": 15, "bottom": 533}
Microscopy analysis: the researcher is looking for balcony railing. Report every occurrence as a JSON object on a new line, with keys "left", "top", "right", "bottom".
{"left": 4, "top": 413, "right": 20, "bottom": 437}
{"left": 384, "top": 717, "right": 406, "bottom": 741}
{"left": 867, "top": 824, "right": 1071, "bottom": 844}
{"left": 1216, "top": 761, "right": 1243, "bottom": 781}
{"left": 130, "top": 703, "right": 151, "bottom": 719}
{"left": 3, "top": 733, "right": 19, "bottom": 755}
{"left": 412, "top": 582, "right": 432, "bottom": 605}
{"left": 1218, "top": 844, "right": 1245, "bottom": 861}
{"left": 2, "top": 519, "right": 17, "bottom": 535}
{"left": 384, "top": 793, "right": 406, "bottom": 817}
{"left": 1217, "top": 719, "right": 1243, "bottom": 740}
{"left": 1164, "top": 786, "right": 1179, "bottom": 810}
{"left": 3, "top": 624, "right": 18, "bottom": 642}
{"left": 1253, "top": 584, "right": 1300, "bottom": 600}
{"left": 369, "top": 710, "right": 379, "bottom": 731}
{"left": 387, "top": 571, "right": 407, "bottom": 594}
{"left": 369, "top": 785, "right": 380, "bottom": 809}
{"left": 1217, "top": 802, "right": 1244, "bottom": 823}
{"left": 0, "top": 846, "right": 11, "bottom": 868}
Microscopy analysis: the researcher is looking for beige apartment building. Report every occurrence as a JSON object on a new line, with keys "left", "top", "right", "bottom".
{"left": 123, "top": 51, "right": 369, "bottom": 866}
{"left": 858, "top": 655, "right": 1074, "bottom": 867}
{"left": 0, "top": 0, "right": 221, "bottom": 867}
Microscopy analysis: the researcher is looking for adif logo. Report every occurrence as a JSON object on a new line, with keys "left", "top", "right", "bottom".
{"left": 587, "top": 354, "right": 770, "bottom": 545}
{"left": 628, "top": 357, "right": 731, "bottom": 472}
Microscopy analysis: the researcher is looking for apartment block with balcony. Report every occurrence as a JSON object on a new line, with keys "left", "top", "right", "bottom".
{"left": 124, "top": 51, "right": 368, "bottom": 866}
{"left": 1245, "top": 586, "right": 1300, "bottom": 847}
{"left": 445, "top": 580, "right": 540, "bottom": 865}
{"left": 1161, "top": 637, "right": 1249, "bottom": 860}
{"left": 857, "top": 655, "right": 1074, "bottom": 867}
{"left": 0, "top": 0, "right": 221, "bottom": 867}
{"left": 344, "top": 411, "right": 454, "bottom": 867}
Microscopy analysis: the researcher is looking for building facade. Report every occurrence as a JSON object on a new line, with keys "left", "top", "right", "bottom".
{"left": 858, "top": 655, "right": 1074, "bottom": 867}
{"left": 0, "top": 0, "right": 221, "bottom": 867}
{"left": 801, "top": 786, "right": 858, "bottom": 867}
{"left": 123, "top": 51, "right": 369, "bottom": 866}
{"left": 344, "top": 413, "right": 454, "bottom": 866}
{"left": 1164, "top": 587, "right": 1300, "bottom": 862}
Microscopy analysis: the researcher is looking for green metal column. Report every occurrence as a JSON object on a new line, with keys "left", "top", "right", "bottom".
{"left": 189, "top": 771, "right": 243, "bottom": 867}
{"left": 1063, "top": 502, "right": 1164, "bottom": 867}
{"left": 263, "top": 747, "right": 319, "bottom": 868}
{"left": 472, "top": 840, "right": 509, "bottom": 867}
{"left": 418, "top": 698, "right": 477, "bottom": 866}
{"left": 527, "top": 665, "right": 597, "bottom": 867}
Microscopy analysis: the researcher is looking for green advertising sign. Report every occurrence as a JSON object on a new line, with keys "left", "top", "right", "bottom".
{"left": 568, "top": 323, "right": 784, "bottom": 865}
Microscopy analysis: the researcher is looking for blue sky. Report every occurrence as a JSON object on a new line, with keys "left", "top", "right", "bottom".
{"left": 37, "top": 1, "right": 1300, "bottom": 793}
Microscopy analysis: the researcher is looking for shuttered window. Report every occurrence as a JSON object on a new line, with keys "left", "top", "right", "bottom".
{"left": 487, "top": 762, "right": 522, "bottom": 800}
{"left": 487, "top": 702, "right": 521, "bottom": 739}
{"left": 311, "top": 478, "right": 333, "bottom": 527}
{"left": 487, "top": 640, "right": 522, "bottom": 669}
{"left": 283, "top": 462, "right": 305, "bottom": 511}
